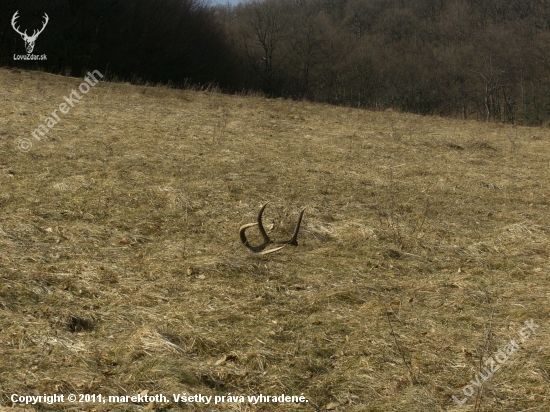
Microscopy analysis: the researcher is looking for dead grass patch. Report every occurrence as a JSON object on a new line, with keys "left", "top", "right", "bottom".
{"left": 0, "top": 68, "right": 549, "bottom": 411}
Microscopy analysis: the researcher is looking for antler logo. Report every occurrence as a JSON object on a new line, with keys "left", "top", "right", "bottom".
{"left": 11, "top": 11, "right": 49, "bottom": 54}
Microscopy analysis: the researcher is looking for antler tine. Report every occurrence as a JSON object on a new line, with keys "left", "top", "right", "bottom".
{"left": 256, "top": 202, "right": 272, "bottom": 245}
{"left": 285, "top": 207, "right": 306, "bottom": 246}
{"left": 239, "top": 202, "right": 273, "bottom": 253}
{"left": 258, "top": 245, "right": 287, "bottom": 255}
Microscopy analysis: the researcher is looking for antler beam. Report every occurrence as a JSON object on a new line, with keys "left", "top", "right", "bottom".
{"left": 239, "top": 202, "right": 306, "bottom": 255}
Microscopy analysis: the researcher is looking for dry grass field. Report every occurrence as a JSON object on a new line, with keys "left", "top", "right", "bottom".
{"left": 0, "top": 67, "right": 549, "bottom": 411}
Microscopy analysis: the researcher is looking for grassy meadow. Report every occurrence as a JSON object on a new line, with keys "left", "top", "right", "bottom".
{"left": 0, "top": 67, "right": 549, "bottom": 411}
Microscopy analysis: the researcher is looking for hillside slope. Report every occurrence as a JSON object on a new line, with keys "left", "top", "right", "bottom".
{"left": 0, "top": 68, "right": 549, "bottom": 411}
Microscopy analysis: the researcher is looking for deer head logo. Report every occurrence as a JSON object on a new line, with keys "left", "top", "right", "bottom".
{"left": 11, "top": 11, "right": 49, "bottom": 54}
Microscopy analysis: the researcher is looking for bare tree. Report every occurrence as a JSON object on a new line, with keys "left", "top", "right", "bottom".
{"left": 287, "top": 0, "right": 325, "bottom": 97}
{"left": 241, "top": 0, "right": 288, "bottom": 95}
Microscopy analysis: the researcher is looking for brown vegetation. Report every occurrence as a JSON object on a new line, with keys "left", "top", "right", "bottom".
{"left": 0, "top": 68, "right": 549, "bottom": 410}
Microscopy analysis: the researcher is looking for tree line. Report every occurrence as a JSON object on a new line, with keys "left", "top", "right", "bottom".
{"left": 220, "top": 0, "right": 550, "bottom": 125}
{"left": 0, "top": 0, "right": 235, "bottom": 86}
{"left": 1, "top": 0, "right": 550, "bottom": 125}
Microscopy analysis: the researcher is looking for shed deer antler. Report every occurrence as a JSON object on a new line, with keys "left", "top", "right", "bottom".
{"left": 11, "top": 11, "right": 49, "bottom": 54}
{"left": 240, "top": 202, "right": 306, "bottom": 255}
